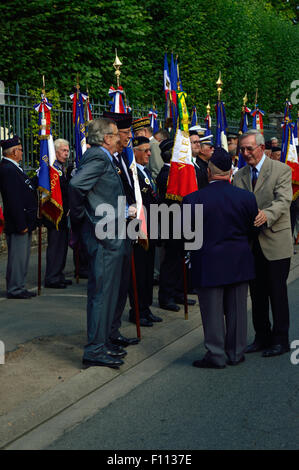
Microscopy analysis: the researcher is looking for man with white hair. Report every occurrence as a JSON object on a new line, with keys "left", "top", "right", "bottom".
{"left": 44, "top": 138, "right": 72, "bottom": 288}
{"left": 233, "top": 129, "right": 293, "bottom": 357}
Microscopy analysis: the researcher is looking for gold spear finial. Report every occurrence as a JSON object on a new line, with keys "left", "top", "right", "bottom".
{"left": 206, "top": 101, "right": 211, "bottom": 114}
{"left": 42, "top": 75, "right": 46, "bottom": 95}
{"left": 255, "top": 88, "right": 258, "bottom": 107}
{"left": 113, "top": 48, "right": 123, "bottom": 87}
{"left": 216, "top": 72, "right": 223, "bottom": 100}
{"left": 243, "top": 93, "right": 248, "bottom": 107}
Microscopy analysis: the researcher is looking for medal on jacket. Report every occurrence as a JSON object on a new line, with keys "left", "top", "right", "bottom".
{"left": 116, "top": 166, "right": 121, "bottom": 175}
{"left": 145, "top": 177, "right": 150, "bottom": 185}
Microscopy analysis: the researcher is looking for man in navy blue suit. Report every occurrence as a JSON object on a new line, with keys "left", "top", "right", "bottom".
{"left": 183, "top": 148, "right": 258, "bottom": 368}
{"left": 0, "top": 135, "right": 38, "bottom": 299}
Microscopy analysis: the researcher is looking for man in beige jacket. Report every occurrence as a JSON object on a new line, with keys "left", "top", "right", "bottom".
{"left": 233, "top": 129, "right": 293, "bottom": 357}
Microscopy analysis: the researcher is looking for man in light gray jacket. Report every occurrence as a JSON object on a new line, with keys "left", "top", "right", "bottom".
{"left": 233, "top": 129, "right": 293, "bottom": 357}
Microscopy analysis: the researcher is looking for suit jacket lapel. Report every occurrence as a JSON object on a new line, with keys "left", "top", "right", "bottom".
{"left": 254, "top": 156, "right": 271, "bottom": 193}
{"left": 240, "top": 165, "right": 252, "bottom": 191}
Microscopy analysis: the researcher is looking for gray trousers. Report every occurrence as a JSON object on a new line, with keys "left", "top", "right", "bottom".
{"left": 197, "top": 282, "right": 248, "bottom": 366}
{"left": 81, "top": 220, "right": 125, "bottom": 358}
{"left": 6, "top": 232, "right": 32, "bottom": 295}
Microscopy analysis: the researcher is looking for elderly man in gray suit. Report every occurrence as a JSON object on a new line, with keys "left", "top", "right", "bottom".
{"left": 69, "top": 118, "right": 127, "bottom": 369}
{"left": 233, "top": 129, "right": 293, "bottom": 357}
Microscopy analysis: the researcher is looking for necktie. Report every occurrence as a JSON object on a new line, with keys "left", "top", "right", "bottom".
{"left": 252, "top": 167, "right": 258, "bottom": 189}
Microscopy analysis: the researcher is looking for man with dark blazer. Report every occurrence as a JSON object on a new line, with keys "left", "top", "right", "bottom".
{"left": 191, "top": 134, "right": 214, "bottom": 190}
{"left": 128, "top": 136, "right": 162, "bottom": 327}
{"left": 183, "top": 148, "right": 258, "bottom": 368}
{"left": 102, "top": 110, "right": 139, "bottom": 348}
{"left": 0, "top": 135, "right": 38, "bottom": 299}
{"left": 156, "top": 138, "right": 182, "bottom": 312}
{"left": 44, "top": 138, "right": 72, "bottom": 288}
{"left": 233, "top": 129, "right": 293, "bottom": 357}
{"left": 69, "top": 118, "right": 127, "bottom": 369}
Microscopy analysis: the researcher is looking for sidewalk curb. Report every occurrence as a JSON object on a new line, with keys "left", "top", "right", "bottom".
{"left": 0, "top": 310, "right": 201, "bottom": 449}
{"left": 1, "top": 252, "right": 299, "bottom": 450}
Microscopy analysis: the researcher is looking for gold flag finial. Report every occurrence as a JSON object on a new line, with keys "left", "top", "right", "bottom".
{"left": 254, "top": 88, "right": 258, "bottom": 107}
{"left": 113, "top": 49, "right": 123, "bottom": 87}
{"left": 243, "top": 93, "right": 248, "bottom": 107}
{"left": 216, "top": 72, "right": 223, "bottom": 100}
{"left": 206, "top": 101, "right": 211, "bottom": 114}
{"left": 42, "top": 75, "right": 46, "bottom": 95}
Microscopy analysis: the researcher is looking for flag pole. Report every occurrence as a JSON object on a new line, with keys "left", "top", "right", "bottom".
{"left": 131, "top": 251, "right": 141, "bottom": 339}
{"left": 75, "top": 74, "right": 80, "bottom": 284}
{"left": 37, "top": 75, "right": 46, "bottom": 296}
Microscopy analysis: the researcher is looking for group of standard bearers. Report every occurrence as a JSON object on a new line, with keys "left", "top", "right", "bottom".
{"left": 0, "top": 116, "right": 295, "bottom": 369}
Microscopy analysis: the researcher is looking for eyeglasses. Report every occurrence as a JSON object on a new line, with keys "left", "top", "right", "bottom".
{"left": 191, "top": 140, "right": 201, "bottom": 145}
{"left": 106, "top": 132, "right": 119, "bottom": 137}
{"left": 119, "top": 130, "right": 132, "bottom": 135}
{"left": 240, "top": 145, "right": 260, "bottom": 153}
{"left": 136, "top": 148, "right": 151, "bottom": 153}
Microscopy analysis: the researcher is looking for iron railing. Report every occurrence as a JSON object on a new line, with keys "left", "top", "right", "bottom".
{"left": 0, "top": 83, "right": 277, "bottom": 169}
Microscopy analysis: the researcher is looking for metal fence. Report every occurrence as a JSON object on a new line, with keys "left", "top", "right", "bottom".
{"left": 0, "top": 82, "right": 277, "bottom": 169}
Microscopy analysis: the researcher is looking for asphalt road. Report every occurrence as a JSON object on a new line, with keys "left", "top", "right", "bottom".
{"left": 45, "top": 277, "right": 299, "bottom": 451}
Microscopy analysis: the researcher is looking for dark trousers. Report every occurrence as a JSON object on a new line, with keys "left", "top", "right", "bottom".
{"left": 158, "top": 239, "right": 183, "bottom": 304}
{"left": 45, "top": 226, "right": 69, "bottom": 285}
{"left": 110, "top": 238, "right": 133, "bottom": 339}
{"left": 129, "top": 242, "right": 155, "bottom": 318}
{"left": 250, "top": 240, "right": 290, "bottom": 346}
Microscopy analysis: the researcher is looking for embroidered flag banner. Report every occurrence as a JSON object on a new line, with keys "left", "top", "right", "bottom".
{"left": 34, "top": 95, "right": 63, "bottom": 228}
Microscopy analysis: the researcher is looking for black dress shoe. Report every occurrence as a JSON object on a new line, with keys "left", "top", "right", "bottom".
{"left": 227, "top": 356, "right": 246, "bottom": 366}
{"left": 192, "top": 358, "right": 226, "bottom": 369}
{"left": 105, "top": 347, "right": 127, "bottom": 358}
{"left": 45, "top": 282, "right": 67, "bottom": 289}
{"left": 245, "top": 341, "right": 268, "bottom": 354}
{"left": 139, "top": 317, "right": 153, "bottom": 327}
{"left": 82, "top": 352, "right": 124, "bottom": 369}
{"left": 159, "top": 302, "right": 180, "bottom": 312}
{"left": 174, "top": 296, "right": 196, "bottom": 306}
{"left": 7, "top": 291, "right": 32, "bottom": 299}
{"left": 110, "top": 335, "right": 140, "bottom": 347}
{"left": 62, "top": 279, "right": 72, "bottom": 285}
{"left": 24, "top": 290, "right": 37, "bottom": 297}
{"left": 129, "top": 312, "right": 153, "bottom": 327}
{"left": 262, "top": 344, "right": 290, "bottom": 357}
{"left": 147, "top": 312, "right": 163, "bottom": 322}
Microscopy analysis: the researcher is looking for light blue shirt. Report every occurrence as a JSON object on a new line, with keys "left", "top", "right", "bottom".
{"left": 250, "top": 153, "right": 266, "bottom": 178}
{"left": 100, "top": 146, "right": 113, "bottom": 163}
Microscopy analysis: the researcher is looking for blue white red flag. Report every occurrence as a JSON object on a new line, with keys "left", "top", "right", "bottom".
{"left": 251, "top": 105, "right": 265, "bottom": 134}
{"left": 204, "top": 112, "right": 212, "bottom": 138}
{"left": 148, "top": 108, "right": 159, "bottom": 134}
{"left": 191, "top": 107, "right": 198, "bottom": 127}
{"left": 280, "top": 100, "right": 299, "bottom": 200}
{"left": 70, "top": 90, "right": 87, "bottom": 167}
{"left": 238, "top": 105, "right": 251, "bottom": 169}
{"left": 34, "top": 95, "right": 63, "bottom": 228}
{"left": 123, "top": 140, "right": 148, "bottom": 248}
{"left": 108, "top": 85, "right": 126, "bottom": 114}
{"left": 215, "top": 101, "right": 228, "bottom": 150}
{"left": 163, "top": 53, "right": 177, "bottom": 129}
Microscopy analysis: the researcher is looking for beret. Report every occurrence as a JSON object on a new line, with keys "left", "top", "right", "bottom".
{"left": 210, "top": 147, "right": 232, "bottom": 171}
{"left": 133, "top": 136, "right": 150, "bottom": 147}
{"left": 0, "top": 135, "right": 21, "bottom": 151}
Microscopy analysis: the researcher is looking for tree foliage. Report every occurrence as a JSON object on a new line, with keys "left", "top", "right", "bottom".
{"left": 0, "top": 0, "right": 298, "bottom": 120}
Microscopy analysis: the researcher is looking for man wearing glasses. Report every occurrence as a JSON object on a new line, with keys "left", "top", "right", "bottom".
{"left": 0, "top": 135, "right": 38, "bottom": 299}
{"left": 69, "top": 118, "right": 127, "bottom": 369}
{"left": 190, "top": 132, "right": 214, "bottom": 189}
{"left": 233, "top": 129, "right": 293, "bottom": 357}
